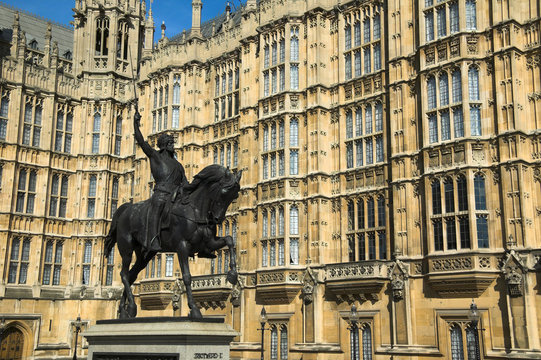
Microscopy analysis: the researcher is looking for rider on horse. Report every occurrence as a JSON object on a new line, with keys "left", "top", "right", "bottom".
{"left": 133, "top": 107, "right": 189, "bottom": 253}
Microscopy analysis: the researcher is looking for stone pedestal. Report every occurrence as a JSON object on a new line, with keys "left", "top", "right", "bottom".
{"left": 83, "top": 317, "right": 238, "bottom": 360}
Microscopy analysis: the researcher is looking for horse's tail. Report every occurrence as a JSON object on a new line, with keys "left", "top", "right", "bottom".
{"left": 104, "top": 203, "right": 131, "bottom": 258}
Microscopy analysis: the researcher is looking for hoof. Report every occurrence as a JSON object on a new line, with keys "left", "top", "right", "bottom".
{"left": 189, "top": 307, "right": 203, "bottom": 319}
{"left": 118, "top": 306, "right": 129, "bottom": 319}
{"left": 127, "top": 303, "right": 138, "bottom": 318}
{"left": 226, "top": 270, "right": 238, "bottom": 285}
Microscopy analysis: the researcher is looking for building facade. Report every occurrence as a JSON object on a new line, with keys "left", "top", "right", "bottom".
{"left": 0, "top": 0, "right": 540, "bottom": 359}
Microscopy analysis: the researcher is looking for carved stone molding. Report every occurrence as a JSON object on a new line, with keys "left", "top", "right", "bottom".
{"left": 501, "top": 251, "right": 526, "bottom": 297}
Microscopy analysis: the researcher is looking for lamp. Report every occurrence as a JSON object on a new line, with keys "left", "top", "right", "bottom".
{"left": 259, "top": 307, "right": 268, "bottom": 360}
{"left": 467, "top": 300, "right": 481, "bottom": 360}
{"left": 349, "top": 305, "right": 360, "bottom": 360}
{"left": 72, "top": 316, "right": 83, "bottom": 360}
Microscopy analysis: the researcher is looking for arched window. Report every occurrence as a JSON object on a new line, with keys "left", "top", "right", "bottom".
{"left": 355, "top": 108, "right": 362, "bottom": 136}
{"left": 263, "top": 125, "right": 269, "bottom": 151}
{"left": 262, "top": 210, "right": 268, "bottom": 238}
{"left": 82, "top": 240, "right": 93, "bottom": 285}
{"left": 357, "top": 199, "right": 364, "bottom": 230}
{"left": 270, "top": 326, "right": 278, "bottom": 359}
{"left": 365, "top": 106, "right": 373, "bottom": 134}
{"left": 347, "top": 201, "right": 354, "bottom": 231}
{"left": 289, "top": 118, "right": 298, "bottom": 147}
{"left": 465, "top": 0, "right": 477, "bottom": 30}
{"left": 280, "top": 325, "right": 288, "bottom": 359}
{"left": 377, "top": 197, "right": 385, "bottom": 227}
{"left": 264, "top": 45, "right": 270, "bottom": 68}
{"left": 363, "top": 18, "right": 371, "bottom": 43}
{"left": 346, "top": 110, "right": 353, "bottom": 139}
{"left": 95, "top": 17, "right": 110, "bottom": 56}
{"left": 233, "top": 141, "right": 239, "bottom": 167}
{"left": 29, "top": 39, "right": 38, "bottom": 49}
{"left": 345, "top": 24, "right": 352, "bottom": 50}
{"left": 350, "top": 323, "right": 359, "bottom": 360}
{"left": 270, "top": 208, "right": 276, "bottom": 237}
{"left": 446, "top": 218, "right": 457, "bottom": 250}
{"left": 373, "top": 14, "right": 381, "bottom": 40}
{"left": 271, "top": 123, "right": 277, "bottom": 149}
{"left": 63, "top": 50, "right": 72, "bottom": 60}
{"left": 450, "top": 325, "right": 464, "bottom": 360}
{"left": 0, "top": 90, "right": 9, "bottom": 140}
{"left": 354, "top": 21, "right": 361, "bottom": 47}
{"left": 452, "top": 70, "right": 462, "bottom": 103}
{"left": 367, "top": 198, "right": 375, "bottom": 228}
{"left": 289, "top": 205, "right": 298, "bottom": 235}
{"left": 468, "top": 67, "right": 479, "bottom": 101}
{"left": 457, "top": 176, "right": 468, "bottom": 211}
{"left": 290, "top": 28, "right": 299, "bottom": 61}
{"left": 227, "top": 143, "right": 232, "bottom": 168}
{"left": 465, "top": 327, "right": 478, "bottom": 359}
{"left": 444, "top": 178, "right": 454, "bottom": 213}
{"left": 279, "top": 121, "right": 285, "bottom": 147}
{"left": 278, "top": 207, "right": 285, "bottom": 236}
{"left": 362, "top": 325, "right": 373, "bottom": 360}
{"left": 116, "top": 21, "right": 129, "bottom": 60}
{"left": 213, "top": 146, "right": 218, "bottom": 163}
{"left": 432, "top": 180, "right": 442, "bottom": 215}
{"left": 114, "top": 115, "right": 122, "bottom": 156}
{"left": 474, "top": 174, "right": 486, "bottom": 210}
{"left": 92, "top": 112, "right": 101, "bottom": 154}
{"left": 427, "top": 76, "right": 437, "bottom": 109}
{"left": 439, "top": 73, "right": 449, "bottom": 106}
{"left": 375, "top": 103, "right": 383, "bottom": 132}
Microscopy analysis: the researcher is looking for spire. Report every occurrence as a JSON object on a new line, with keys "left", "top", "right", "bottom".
{"left": 191, "top": 0, "right": 202, "bottom": 38}
{"left": 11, "top": 12, "right": 21, "bottom": 57}
{"left": 143, "top": 0, "right": 155, "bottom": 54}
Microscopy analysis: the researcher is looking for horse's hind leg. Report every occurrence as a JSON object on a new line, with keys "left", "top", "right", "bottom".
{"left": 177, "top": 240, "right": 202, "bottom": 319}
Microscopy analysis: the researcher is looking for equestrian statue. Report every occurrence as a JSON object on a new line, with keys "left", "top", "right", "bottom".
{"left": 104, "top": 105, "right": 242, "bottom": 319}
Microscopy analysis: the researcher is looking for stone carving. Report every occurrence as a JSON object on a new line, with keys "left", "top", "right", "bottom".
{"left": 230, "top": 284, "right": 241, "bottom": 307}
{"left": 172, "top": 278, "right": 184, "bottom": 312}
{"left": 432, "top": 257, "right": 472, "bottom": 271}
{"left": 504, "top": 265, "right": 523, "bottom": 297}
{"left": 391, "top": 274, "right": 405, "bottom": 301}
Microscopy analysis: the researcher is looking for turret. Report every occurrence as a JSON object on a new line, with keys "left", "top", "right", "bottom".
{"left": 191, "top": 0, "right": 202, "bottom": 38}
{"left": 143, "top": 0, "right": 155, "bottom": 58}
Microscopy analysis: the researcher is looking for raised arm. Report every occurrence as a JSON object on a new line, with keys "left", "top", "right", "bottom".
{"left": 133, "top": 104, "right": 154, "bottom": 158}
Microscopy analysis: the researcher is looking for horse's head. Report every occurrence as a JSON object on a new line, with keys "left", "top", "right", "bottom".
{"left": 208, "top": 168, "right": 242, "bottom": 224}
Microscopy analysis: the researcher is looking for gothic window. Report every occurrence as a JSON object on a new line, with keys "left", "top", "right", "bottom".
{"left": 362, "top": 325, "right": 373, "bottom": 360}
{"left": 262, "top": 240, "right": 268, "bottom": 267}
{"left": 264, "top": 71, "right": 270, "bottom": 96}
{"left": 16, "top": 169, "right": 37, "bottom": 214}
{"left": 373, "top": 14, "right": 381, "bottom": 40}
{"left": 465, "top": 0, "right": 477, "bottom": 30}
{"left": 474, "top": 174, "right": 486, "bottom": 210}
{"left": 0, "top": 90, "right": 8, "bottom": 140}
{"left": 457, "top": 175, "right": 468, "bottom": 211}
{"left": 450, "top": 2, "right": 459, "bottom": 33}
{"left": 95, "top": 17, "right": 110, "bottom": 56}
{"left": 348, "top": 201, "right": 355, "bottom": 231}
{"left": 365, "top": 139, "right": 373, "bottom": 165}
{"left": 354, "top": 22, "right": 361, "bottom": 47}
{"left": 263, "top": 155, "right": 268, "bottom": 179}
{"left": 233, "top": 141, "right": 239, "bottom": 167}
{"left": 437, "top": 6, "right": 447, "bottom": 38}
{"left": 278, "top": 207, "right": 285, "bottom": 236}
{"left": 345, "top": 24, "right": 352, "bottom": 50}
{"left": 111, "top": 177, "right": 119, "bottom": 217}
{"left": 425, "top": 10, "right": 435, "bottom": 42}
{"left": 272, "top": 69, "right": 277, "bottom": 94}
{"left": 429, "top": 113, "right": 438, "bottom": 143}
{"left": 270, "top": 240, "right": 276, "bottom": 266}
{"left": 92, "top": 112, "right": 101, "bottom": 153}
{"left": 290, "top": 238, "right": 299, "bottom": 264}
{"left": 440, "top": 73, "right": 449, "bottom": 106}
{"left": 375, "top": 103, "right": 383, "bottom": 131}
{"left": 116, "top": 21, "right": 129, "bottom": 60}
{"left": 220, "top": 144, "right": 225, "bottom": 165}
{"left": 290, "top": 118, "right": 298, "bottom": 147}
{"left": 452, "top": 70, "right": 462, "bottom": 103}
{"left": 470, "top": 105, "right": 481, "bottom": 136}
{"left": 82, "top": 240, "right": 92, "bottom": 285}
{"left": 264, "top": 45, "right": 270, "bottom": 68}
{"left": 29, "top": 39, "right": 38, "bottom": 49}
{"left": 468, "top": 67, "right": 479, "bottom": 101}
{"left": 262, "top": 210, "right": 268, "bottom": 238}
{"left": 42, "top": 240, "right": 62, "bottom": 285}
{"left": 363, "top": 47, "right": 371, "bottom": 74}
{"left": 8, "top": 237, "right": 30, "bottom": 284}
{"left": 377, "top": 197, "right": 385, "bottom": 227}
{"left": 279, "top": 66, "right": 285, "bottom": 91}
{"left": 447, "top": 218, "right": 457, "bottom": 249}
{"left": 271, "top": 326, "right": 278, "bottom": 359}
{"left": 270, "top": 209, "right": 277, "bottom": 237}
{"left": 165, "top": 254, "right": 174, "bottom": 277}
{"left": 441, "top": 110, "right": 450, "bottom": 140}
{"left": 280, "top": 325, "right": 288, "bottom": 359}
{"left": 55, "top": 108, "right": 73, "bottom": 153}
{"left": 88, "top": 175, "right": 97, "bottom": 218}
{"left": 374, "top": 43, "right": 381, "bottom": 70}
{"left": 290, "top": 205, "right": 298, "bottom": 235}
{"left": 105, "top": 247, "right": 114, "bottom": 285}
{"left": 280, "top": 38, "right": 285, "bottom": 62}
{"left": 346, "top": 143, "right": 353, "bottom": 168}
{"left": 434, "top": 219, "right": 444, "bottom": 251}
{"left": 376, "top": 136, "right": 383, "bottom": 162}
{"left": 22, "top": 99, "right": 42, "bottom": 147}
{"left": 444, "top": 178, "right": 455, "bottom": 213}
{"left": 113, "top": 115, "right": 122, "bottom": 156}
{"left": 355, "top": 108, "right": 363, "bottom": 136}
{"left": 365, "top": 106, "right": 373, "bottom": 134}
{"left": 450, "top": 323, "right": 478, "bottom": 360}
{"left": 356, "top": 140, "right": 363, "bottom": 167}
{"left": 290, "top": 27, "right": 299, "bottom": 61}
{"left": 272, "top": 42, "right": 277, "bottom": 66}
{"left": 432, "top": 181, "right": 442, "bottom": 215}
{"left": 427, "top": 76, "right": 437, "bottom": 109}
{"left": 363, "top": 18, "right": 371, "bottom": 43}
{"left": 345, "top": 53, "right": 352, "bottom": 80}
{"left": 290, "top": 64, "right": 299, "bottom": 89}
{"left": 49, "top": 174, "right": 68, "bottom": 218}
{"left": 346, "top": 110, "right": 353, "bottom": 139}
{"left": 453, "top": 108, "right": 464, "bottom": 138}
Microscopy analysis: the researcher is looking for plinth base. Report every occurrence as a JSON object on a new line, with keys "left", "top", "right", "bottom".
{"left": 83, "top": 317, "right": 238, "bottom": 360}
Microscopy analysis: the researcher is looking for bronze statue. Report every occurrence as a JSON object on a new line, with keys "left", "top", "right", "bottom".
{"left": 105, "top": 109, "right": 242, "bottom": 319}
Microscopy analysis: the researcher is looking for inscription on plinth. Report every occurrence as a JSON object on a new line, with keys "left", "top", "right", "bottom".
{"left": 94, "top": 354, "right": 179, "bottom": 360}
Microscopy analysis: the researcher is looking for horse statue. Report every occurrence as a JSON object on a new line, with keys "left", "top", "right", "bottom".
{"left": 104, "top": 165, "right": 242, "bottom": 319}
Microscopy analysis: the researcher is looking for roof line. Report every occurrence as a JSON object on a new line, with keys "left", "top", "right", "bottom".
{"left": 0, "top": 1, "right": 74, "bottom": 30}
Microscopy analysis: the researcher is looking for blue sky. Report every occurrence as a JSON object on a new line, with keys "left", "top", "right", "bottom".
{"left": 2, "top": 0, "right": 243, "bottom": 41}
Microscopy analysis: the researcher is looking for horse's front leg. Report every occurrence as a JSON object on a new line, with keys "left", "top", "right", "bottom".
{"left": 207, "top": 235, "right": 238, "bottom": 285}
{"left": 177, "top": 240, "right": 202, "bottom": 319}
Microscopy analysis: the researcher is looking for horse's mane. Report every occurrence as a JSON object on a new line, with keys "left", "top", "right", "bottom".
{"left": 184, "top": 164, "right": 234, "bottom": 198}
